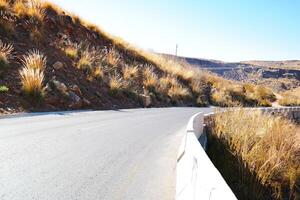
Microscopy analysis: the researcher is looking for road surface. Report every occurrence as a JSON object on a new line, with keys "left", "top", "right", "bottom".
{"left": 0, "top": 107, "right": 213, "bottom": 200}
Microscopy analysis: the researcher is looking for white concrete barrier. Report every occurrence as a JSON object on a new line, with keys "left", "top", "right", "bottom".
{"left": 176, "top": 113, "right": 237, "bottom": 200}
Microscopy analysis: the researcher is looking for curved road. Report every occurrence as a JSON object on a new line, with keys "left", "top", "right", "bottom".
{"left": 0, "top": 107, "right": 213, "bottom": 200}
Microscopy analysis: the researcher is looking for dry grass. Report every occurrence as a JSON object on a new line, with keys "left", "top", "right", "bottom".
{"left": 21, "top": 50, "right": 46, "bottom": 70}
{"left": 19, "top": 67, "right": 44, "bottom": 97}
{"left": 143, "top": 66, "right": 158, "bottom": 91}
{"left": 19, "top": 50, "right": 46, "bottom": 98}
{"left": 107, "top": 48, "right": 121, "bottom": 66}
{"left": 76, "top": 47, "right": 99, "bottom": 71}
{"left": 64, "top": 46, "right": 79, "bottom": 60}
{"left": 279, "top": 88, "right": 300, "bottom": 106}
{"left": 93, "top": 66, "right": 104, "bottom": 79}
{"left": 0, "top": 0, "right": 8, "bottom": 10}
{"left": 122, "top": 65, "right": 139, "bottom": 80}
{"left": 13, "top": 0, "right": 45, "bottom": 22}
{"left": 109, "top": 74, "right": 123, "bottom": 95}
{"left": 210, "top": 109, "right": 300, "bottom": 199}
{"left": 0, "top": 41, "right": 13, "bottom": 68}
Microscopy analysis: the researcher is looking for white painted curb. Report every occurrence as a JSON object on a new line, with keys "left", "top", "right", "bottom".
{"left": 176, "top": 112, "right": 237, "bottom": 200}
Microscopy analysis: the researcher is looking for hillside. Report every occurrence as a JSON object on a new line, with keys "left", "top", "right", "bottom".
{"left": 0, "top": 0, "right": 283, "bottom": 114}
{"left": 168, "top": 55, "right": 300, "bottom": 92}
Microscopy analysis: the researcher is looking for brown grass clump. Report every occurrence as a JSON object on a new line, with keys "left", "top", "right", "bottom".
{"left": 143, "top": 66, "right": 158, "bottom": 92}
{"left": 122, "top": 65, "right": 139, "bottom": 80}
{"left": 208, "top": 109, "right": 300, "bottom": 199}
{"left": 106, "top": 48, "right": 121, "bottom": 66}
{"left": 19, "top": 50, "right": 46, "bottom": 98}
{"left": 0, "top": 0, "right": 8, "bottom": 10}
{"left": 21, "top": 49, "right": 46, "bottom": 70}
{"left": 13, "top": 0, "right": 45, "bottom": 22}
{"left": 76, "top": 47, "right": 99, "bottom": 72}
{"left": 109, "top": 74, "right": 123, "bottom": 95}
{"left": 93, "top": 66, "right": 104, "bottom": 79}
{"left": 64, "top": 46, "right": 79, "bottom": 60}
{"left": 19, "top": 67, "right": 44, "bottom": 98}
{"left": 0, "top": 41, "right": 13, "bottom": 68}
{"left": 279, "top": 88, "right": 300, "bottom": 106}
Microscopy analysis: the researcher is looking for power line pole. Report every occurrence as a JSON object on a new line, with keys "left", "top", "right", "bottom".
{"left": 175, "top": 44, "right": 178, "bottom": 56}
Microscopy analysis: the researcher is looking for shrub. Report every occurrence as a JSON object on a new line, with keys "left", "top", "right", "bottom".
{"left": 0, "top": 85, "right": 9, "bottom": 92}
{"left": 208, "top": 109, "right": 300, "bottom": 199}
{"left": 21, "top": 50, "right": 46, "bottom": 70}
{"left": 0, "top": 41, "right": 13, "bottom": 69}
{"left": 19, "top": 67, "right": 44, "bottom": 98}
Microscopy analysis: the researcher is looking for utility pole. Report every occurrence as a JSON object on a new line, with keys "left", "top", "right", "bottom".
{"left": 175, "top": 44, "right": 178, "bottom": 56}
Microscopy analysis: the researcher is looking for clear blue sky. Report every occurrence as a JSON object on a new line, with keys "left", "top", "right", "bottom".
{"left": 51, "top": 0, "right": 300, "bottom": 62}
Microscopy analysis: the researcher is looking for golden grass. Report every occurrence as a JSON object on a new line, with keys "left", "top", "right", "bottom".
{"left": 109, "top": 74, "right": 123, "bottom": 95}
{"left": 0, "top": 41, "right": 13, "bottom": 68}
{"left": 64, "top": 46, "right": 79, "bottom": 59}
{"left": 0, "top": 0, "right": 8, "bottom": 10}
{"left": 19, "top": 50, "right": 46, "bottom": 98}
{"left": 122, "top": 65, "right": 139, "bottom": 80}
{"left": 143, "top": 66, "right": 158, "bottom": 91}
{"left": 76, "top": 47, "right": 99, "bottom": 71}
{"left": 168, "top": 84, "right": 190, "bottom": 100}
{"left": 279, "top": 88, "right": 300, "bottom": 106}
{"left": 107, "top": 48, "right": 121, "bottom": 66}
{"left": 19, "top": 67, "right": 44, "bottom": 97}
{"left": 13, "top": 0, "right": 45, "bottom": 22}
{"left": 21, "top": 50, "right": 46, "bottom": 70}
{"left": 210, "top": 109, "right": 300, "bottom": 199}
{"left": 93, "top": 66, "right": 104, "bottom": 79}
{"left": 1, "top": 0, "right": 277, "bottom": 107}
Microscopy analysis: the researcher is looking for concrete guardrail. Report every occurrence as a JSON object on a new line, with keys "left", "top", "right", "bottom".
{"left": 176, "top": 107, "right": 300, "bottom": 200}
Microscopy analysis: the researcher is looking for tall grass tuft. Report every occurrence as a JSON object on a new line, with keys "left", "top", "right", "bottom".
{"left": 0, "top": 41, "right": 13, "bottom": 68}
{"left": 19, "top": 50, "right": 46, "bottom": 99}
{"left": 21, "top": 50, "right": 46, "bottom": 70}
{"left": 208, "top": 109, "right": 300, "bottom": 199}
{"left": 122, "top": 65, "right": 139, "bottom": 80}
{"left": 19, "top": 67, "right": 44, "bottom": 98}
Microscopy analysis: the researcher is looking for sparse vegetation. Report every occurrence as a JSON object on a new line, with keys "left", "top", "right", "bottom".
{"left": 0, "top": 0, "right": 282, "bottom": 114}
{"left": 207, "top": 109, "right": 300, "bottom": 200}
{"left": 0, "top": 41, "right": 13, "bottom": 69}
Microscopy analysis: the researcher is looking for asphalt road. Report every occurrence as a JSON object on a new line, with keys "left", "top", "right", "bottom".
{"left": 0, "top": 107, "right": 213, "bottom": 200}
